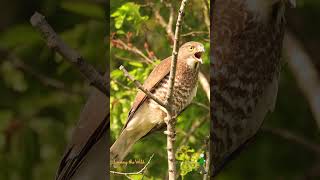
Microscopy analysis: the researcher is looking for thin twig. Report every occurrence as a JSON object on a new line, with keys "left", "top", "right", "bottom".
{"left": 154, "top": 8, "right": 175, "bottom": 42}
{"left": 110, "top": 154, "right": 155, "bottom": 177}
{"left": 165, "top": 1, "right": 190, "bottom": 179}
{"left": 203, "top": 137, "right": 210, "bottom": 180}
{"left": 192, "top": 101, "right": 210, "bottom": 111}
{"left": 179, "top": 115, "right": 208, "bottom": 146}
{"left": 181, "top": 31, "right": 209, "bottom": 37}
{"left": 30, "top": 12, "right": 108, "bottom": 96}
{"left": 119, "top": 65, "right": 167, "bottom": 108}
{"left": 152, "top": 1, "right": 211, "bottom": 103}
{"left": 262, "top": 126, "right": 320, "bottom": 154}
{"left": 201, "top": 0, "right": 210, "bottom": 32}
{"left": 111, "top": 38, "right": 154, "bottom": 64}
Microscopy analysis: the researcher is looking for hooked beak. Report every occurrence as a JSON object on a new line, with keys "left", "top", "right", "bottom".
{"left": 194, "top": 45, "right": 205, "bottom": 64}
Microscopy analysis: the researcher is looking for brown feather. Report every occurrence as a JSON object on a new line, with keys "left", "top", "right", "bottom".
{"left": 123, "top": 56, "right": 172, "bottom": 128}
{"left": 56, "top": 73, "right": 109, "bottom": 180}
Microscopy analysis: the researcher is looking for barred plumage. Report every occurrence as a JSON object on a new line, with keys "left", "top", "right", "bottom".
{"left": 111, "top": 41, "right": 204, "bottom": 162}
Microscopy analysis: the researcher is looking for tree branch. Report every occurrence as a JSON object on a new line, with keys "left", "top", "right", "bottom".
{"left": 201, "top": 0, "right": 210, "bottom": 32}
{"left": 110, "top": 154, "right": 154, "bottom": 179}
{"left": 30, "top": 12, "right": 108, "bottom": 96}
{"left": 119, "top": 65, "right": 167, "bottom": 108}
{"left": 154, "top": 7, "right": 175, "bottom": 42}
{"left": 179, "top": 115, "right": 208, "bottom": 146}
{"left": 284, "top": 31, "right": 320, "bottom": 129}
{"left": 111, "top": 38, "right": 154, "bottom": 64}
{"left": 262, "top": 127, "right": 320, "bottom": 154}
{"left": 165, "top": 1, "right": 190, "bottom": 179}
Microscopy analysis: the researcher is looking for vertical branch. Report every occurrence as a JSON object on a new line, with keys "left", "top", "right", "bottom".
{"left": 201, "top": 0, "right": 210, "bottom": 32}
{"left": 166, "top": 0, "right": 190, "bottom": 179}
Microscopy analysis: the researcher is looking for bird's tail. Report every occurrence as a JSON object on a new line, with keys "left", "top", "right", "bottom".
{"left": 110, "top": 129, "right": 142, "bottom": 163}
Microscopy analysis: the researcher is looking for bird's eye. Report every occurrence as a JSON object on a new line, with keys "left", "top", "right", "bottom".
{"left": 189, "top": 46, "right": 194, "bottom": 50}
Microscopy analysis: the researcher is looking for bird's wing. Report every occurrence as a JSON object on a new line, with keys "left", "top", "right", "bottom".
{"left": 56, "top": 75, "right": 109, "bottom": 180}
{"left": 123, "top": 56, "right": 172, "bottom": 128}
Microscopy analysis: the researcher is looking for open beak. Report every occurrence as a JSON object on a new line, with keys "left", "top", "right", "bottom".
{"left": 194, "top": 45, "right": 205, "bottom": 64}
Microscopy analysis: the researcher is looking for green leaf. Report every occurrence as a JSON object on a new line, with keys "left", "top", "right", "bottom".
{"left": 129, "top": 61, "right": 143, "bottom": 67}
{"left": 128, "top": 174, "right": 144, "bottom": 180}
{"left": 111, "top": 2, "right": 148, "bottom": 30}
{"left": 111, "top": 69, "right": 123, "bottom": 78}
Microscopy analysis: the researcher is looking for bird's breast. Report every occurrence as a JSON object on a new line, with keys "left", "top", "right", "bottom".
{"left": 148, "top": 70, "right": 199, "bottom": 117}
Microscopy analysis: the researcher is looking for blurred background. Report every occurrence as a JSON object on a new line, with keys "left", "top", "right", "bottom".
{"left": 0, "top": 0, "right": 106, "bottom": 179}
{"left": 217, "top": 1, "right": 320, "bottom": 180}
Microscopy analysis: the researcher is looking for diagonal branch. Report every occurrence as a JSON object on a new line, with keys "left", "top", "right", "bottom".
{"left": 262, "top": 126, "right": 320, "bottom": 154}
{"left": 111, "top": 38, "right": 154, "bottom": 64}
{"left": 30, "top": 12, "right": 108, "bottom": 96}
{"left": 119, "top": 65, "right": 167, "bottom": 108}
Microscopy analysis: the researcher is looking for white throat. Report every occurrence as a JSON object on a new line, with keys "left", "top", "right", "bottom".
{"left": 186, "top": 57, "right": 200, "bottom": 69}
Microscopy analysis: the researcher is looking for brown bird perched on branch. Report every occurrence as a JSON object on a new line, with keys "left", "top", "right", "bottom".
{"left": 211, "top": 0, "right": 296, "bottom": 176}
{"left": 111, "top": 41, "right": 205, "bottom": 161}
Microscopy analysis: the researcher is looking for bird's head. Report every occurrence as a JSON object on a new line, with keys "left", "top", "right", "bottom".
{"left": 178, "top": 41, "right": 205, "bottom": 68}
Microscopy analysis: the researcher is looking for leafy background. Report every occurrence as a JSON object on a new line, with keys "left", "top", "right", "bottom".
{"left": 0, "top": 0, "right": 106, "bottom": 179}
{"left": 110, "top": 0, "right": 210, "bottom": 179}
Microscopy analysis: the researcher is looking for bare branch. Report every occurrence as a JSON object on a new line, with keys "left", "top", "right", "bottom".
{"left": 203, "top": 138, "right": 210, "bottom": 180}
{"left": 284, "top": 31, "right": 320, "bottom": 129}
{"left": 192, "top": 101, "right": 210, "bottom": 111}
{"left": 111, "top": 38, "right": 154, "bottom": 64}
{"left": 179, "top": 115, "right": 208, "bottom": 146}
{"left": 119, "top": 65, "right": 167, "bottom": 108}
{"left": 110, "top": 154, "right": 154, "bottom": 178}
{"left": 181, "top": 31, "right": 209, "bottom": 37}
{"left": 262, "top": 127, "right": 320, "bottom": 154}
{"left": 154, "top": 8, "right": 175, "bottom": 41}
{"left": 201, "top": 0, "right": 210, "bottom": 32}
{"left": 165, "top": 1, "right": 190, "bottom": 179}
{"left": 30, "top": 12, "right": 108, "bottom": 96}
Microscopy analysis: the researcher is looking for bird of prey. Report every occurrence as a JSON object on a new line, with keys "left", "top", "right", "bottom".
{"left": 55, "top": 73, "right": 109, "bottom": 180}
{"left": 110, "top": 41, "right": 205, "bottom": 162}
{"left": 210, "top": 0, "right": 296, "bottom": 175}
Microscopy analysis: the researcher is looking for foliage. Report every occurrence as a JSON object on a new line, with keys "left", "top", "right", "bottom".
{"left": 111, "top": 2, "right": 149, "bottom": 34}
{"left": 0, "top": 0, "right": 106, "bottom": 179}
{"left": 176, "top": 145, "right": 205, "bottom": 178}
